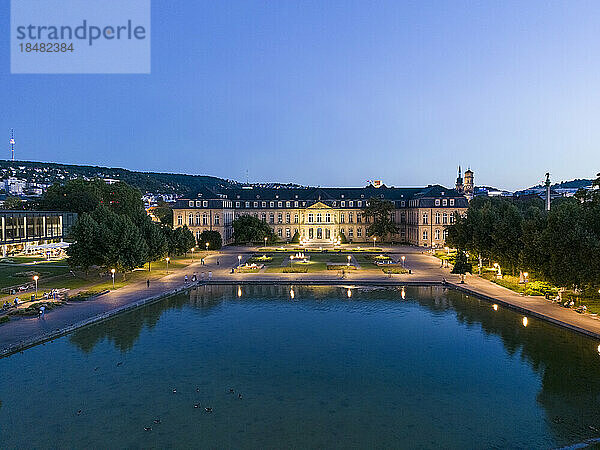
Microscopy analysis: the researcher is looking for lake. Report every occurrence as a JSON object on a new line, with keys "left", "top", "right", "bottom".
{"left": 1, "top": 285, "right": 599, "bottom": 448}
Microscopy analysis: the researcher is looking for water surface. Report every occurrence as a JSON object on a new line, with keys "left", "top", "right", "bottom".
{"left": 1, "top": 285, "right": 599, "bottom": 448}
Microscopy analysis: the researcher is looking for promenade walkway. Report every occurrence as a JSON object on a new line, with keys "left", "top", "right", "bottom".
{"left": 2, "top": 245, "right": 599, "bottom": 356}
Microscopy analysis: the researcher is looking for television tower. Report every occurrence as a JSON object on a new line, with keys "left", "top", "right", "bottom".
{"left": 9, "top": 129, "right": 15, "bottom": 161}
{"left": 544, "top": 172, "right": 551, "bottom": 211}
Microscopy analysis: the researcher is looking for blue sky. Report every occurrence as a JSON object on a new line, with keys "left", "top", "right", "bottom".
{"left": 1, "top": 0, "right": 599, "bottom": 190}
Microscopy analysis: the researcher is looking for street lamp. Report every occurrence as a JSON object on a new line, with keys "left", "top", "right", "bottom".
{"left": 264, "top": 237, "right": 268, "bottom": 248}
{"left": 373, "top": 237, "right": 376, "bottom": 247}
{"left": 110, "top": 268, "right": 115, "bottom": 289}
{"left": 206, "top": 242, "right": 209, "bottom": 251}
{"left": 523, "top": 272, "right": 529, "bottom": 287}
{"left": 191, "top": 247, "right": 194, "bottom": 261}
{"left": 238, "top": 255, "right": 242, "bottom": 268}
{"left": 401, "top": 255, "right": 406, "bottom": 267}
{"left": 347, "top": 255, "right": 351, "bottom": 266}
{"left": 445, "top": 246, "right": 450, "bottom": 255}
{"left": 33, "top": 275, "right": 39, "bottom": 297}
{"left": 165, "top": 257, "right": 170, "bottom": 274}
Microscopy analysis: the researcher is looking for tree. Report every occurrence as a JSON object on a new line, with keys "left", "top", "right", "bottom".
{"left": 3, "top": 196, "right": 24, "bottom": 210}
{"left": 153, "top": 200, "right": 174, "bottom": 226}
{"left": 451, "top": 250, "right": 472, "bottom": 283}
{"left": 136, "top": 216, "right": 168, "bottom": 270}
{"left": 67, "top": 206, "right": 148, "bottom": 272}
{"left": 198, "top": 230, "right": 222, "bottom": 250}
{"left": 339, "top": 232, "right": 348, "bottom": 244}
{"left": 166, "top": 225, "right": 196, "bottom": 256}
{"left": 362, "top": 197, "right": 398, "bottom": 241}
{"left": 40, "top": 179, "right": 146, "bottom": 220}
{"left": 232, "top": 214, "right": 276, "bottom": 244}
{"left": 290, "top": 231, "right": 300, "bottom": 244}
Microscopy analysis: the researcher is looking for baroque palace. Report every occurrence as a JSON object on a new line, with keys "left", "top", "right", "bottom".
{"left": 172, "top": 180, "right": 469, "bottom": 247}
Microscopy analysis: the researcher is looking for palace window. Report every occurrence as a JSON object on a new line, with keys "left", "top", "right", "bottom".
{"left": 317, "top": 228, "right": 323, "bottom": 239}
{"left": 308, "top": 213, "right": 314, "bottom": 223}
{"left": 214, "top": 215, "right": 220, "bottom": 225}
{"left": 435, "top": 212, "right": 440, "bottom": 224}
{"left": 357, "top": 214, "right": 362, "bottom": 223}
{"left": 294, "top": 201, "right": 299, "bottom": 207}
{"left": 443, "top": 229, "right": 449, "bottom": 240}
{"left": 400, "top": 212, "right": 406, "bottom": 224}
{"left": 269, "top": 213, "right": 275, "bottom": 224}
{"left": 196, "top": 201, "right": 201, "bottom": 207}
{"left": 325, "top": 229, "right": 330, "bottom": 239}
{"left": 294, "top": 213, "right": 299, "bottom": 224}
{"left": 443, "top": 199, "right": 447, "bottom": 206}
{"left": 309, "top": 228, "right": 314, "bottom": 239}
{"left": 357, "top": 228, "right": 362, "bottom": 237}
{"left": 254, "top": 201, "right": 258, "bottom": 207}
{"left": 450, "top": 213, "right": 455, "bottom": 224}
{"left": 325, "top": 213, "right": 331, "bottom": 223}
{"left": 203, "top": 213, "right": 209, "bottom": 225}
{"left": 270, "top": 201, "right": 274, "bottom": 207}
{"left": 316, "top": 213, "right": 322, "bottom": 223}
{"left": 196, "top": 230, "right": 201, "bottom": 240}
{"left": 278, "top": 201, "right": 282, "bottom": 207}
{"left": 332, "top": 201, "right": 336, "bottom": 207}
{"left": 189, "top": 201, "right": 194, "bottom": 207}
{"left": 286, "top": 213, "right": 290, "bottom": 223}
{"left": 443, "top": 213, "right": 448, "bottom": 224}
{"left": 348, "top": 228, "right": 354, "bottom": 238}
{"left": 349, "top": 201, "right": 353, "bottom": 207}
{"left": 423, "top": 230, "right": 428, "bottom": 240}
{"left": 422, "top": 213, "right": 428, "bottom": 225}
{"left": 340, "top": 213, "right": 345, "bottom": 224}
{"left": 261, "top": 213, "right": 266, "bottom": 222}
{"left": 341, "top": 201, "right": 345, "bottom": 207}
{"left": 450, "top": 199, "right": 455, "bottom": 206}
{"left": 177, "top": 215, "right": 183, "bottom": 226}
{"left": 286, "top": 201, "right": 290, "bottom": 207}
{"left": 236, "top": 202, "right": 240, "bottom": 208}
{"left": 277, "top": 228, "right": 282, "bottom": 237}
{"left": 435, "top": 199, "right": 440, "bottom": 206}
{"left": 286, "top": 228, "right": 291, "bottom": 239}
{"left": 435, "top": 229, "right": 440, "bottom": 240}
{"left": 278, "top": 213, "right": 283, "bottom": 224}
{"left": 357, "top": 201, "right": 362, "bottom": 207}
{"left": 262, "top": 201, "right": 266, "bottom": 207}
{"left": 195, "top": 213, "right": 201, "bottom": 225}
{"left": 188, "top": 214, "right": 193, "bottom": 225}
{"left": 401, "top": 201, "right": 406, "bottom": 207}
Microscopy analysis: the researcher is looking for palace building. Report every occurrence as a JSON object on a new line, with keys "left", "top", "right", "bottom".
{"left": 172, "top": 183, "right": 468, "bottom": 247}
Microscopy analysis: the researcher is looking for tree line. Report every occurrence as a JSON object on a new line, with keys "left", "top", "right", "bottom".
{"left": 446, "top": 174, "right": 600, "bottom": 291}
{"left": 41, "top": 179, "right": 195, "bottom": 273}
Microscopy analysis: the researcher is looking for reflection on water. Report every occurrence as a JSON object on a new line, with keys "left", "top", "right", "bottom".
{"left": 1, "top": 285, "right": 599, "bottom": 448}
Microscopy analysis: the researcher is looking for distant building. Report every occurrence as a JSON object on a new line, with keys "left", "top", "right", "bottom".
{"left": 173, "top": 184, "right": 468, "bottom": 247}
{"left": 4, "top": 177, "right": 27, "bottom": 195}
{"left": 455, "top": 167, "right": 474, "bottom": 200}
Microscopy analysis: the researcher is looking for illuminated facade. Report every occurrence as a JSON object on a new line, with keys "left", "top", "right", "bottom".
{"left": 173, "top": 184, "right": 468, "bottom": 247}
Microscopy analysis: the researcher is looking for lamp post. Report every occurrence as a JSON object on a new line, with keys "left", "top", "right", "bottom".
{"left": 238, "top": 255, "right": 242, "bottom": 268}
{"left": 33, "top": 275, "right": 39, "bottom": 297}
{"left": 191, "top": 247, "right": 194, "bottom": 261}
{"left": 206, "top": 242, "right": 209, "bottom": 251}
{"left": 347, "top": 255, "right": 351, "bottom": 266}
{"left": 401, "top": 255, "right": 406, "bottom": 268}
{"left": 110, "top": 268, "right": 115, "bottom": 289}
{"left": 264, "top": 236, "right": 268, "bottom": 248}
{"left": 165, "top": 257, "right": 170, "bottom": 274}
{"left": 373, "top": 237, "right": 376, "bottom": 247}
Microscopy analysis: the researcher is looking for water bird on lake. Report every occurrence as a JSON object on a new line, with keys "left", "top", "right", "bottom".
{"left": 116, "top": 362, "right": 123, "bottom": 367}
{"left": 238, "top": 393, "right": 243, "bottom": 399}
{"left": 94, "top": 367, "right": 99, "bottom": 371}
{"left": 194, "top": 403, "right": 200, "bottom": 408}
{"left": 153, "top": 418, "right": 161, "bottom": 424}
{"left": 205, "top": 407, "right": 213, "bottom": 413}
{"left": 144, "top": 427, "right": 152, "bottom": 432}
{"left": 172, "top": 388, "right": 177, "bottom": 393}
{"left": 77, "top": 410, "right": 82, "bottom": 415}
{"left": 196, "top": 387, "right": 200, "bottom": 392}
{"left": 229, "top": 388, "right": 234, "bottom": 393}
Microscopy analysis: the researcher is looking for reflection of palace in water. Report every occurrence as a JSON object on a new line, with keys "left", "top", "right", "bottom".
{"left": 69, "top": 284, "right": 600, "bottom": 443}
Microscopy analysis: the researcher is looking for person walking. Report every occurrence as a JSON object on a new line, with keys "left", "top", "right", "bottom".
{"left": 147, "top": 279, "right": 150, "bottom": 288}
{"left": 208, "top": 271, "right": 212, "bottom": 280}
{"left": 38, "top": 305, "right": 45, "bottom": 318}
{"left": 184, "top": 275, "right": 189, "bottom": 284}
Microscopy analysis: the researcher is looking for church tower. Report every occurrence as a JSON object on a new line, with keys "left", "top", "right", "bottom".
{"left": 455, "top": 166, "right": 463, "bottom": 193}
{"left": 464, "top": 168, "right": 474, "bottom": 199}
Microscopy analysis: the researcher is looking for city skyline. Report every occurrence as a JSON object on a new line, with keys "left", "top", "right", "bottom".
{"left": 2, "top": 1, "right": 600, "bottom": 190}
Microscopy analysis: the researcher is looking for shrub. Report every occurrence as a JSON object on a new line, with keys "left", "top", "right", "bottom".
{"left": 197, "top": 230, "right": 222, "bottom": 250}
{"left": 282, "top": 267, "right": 308, "bottom": 273}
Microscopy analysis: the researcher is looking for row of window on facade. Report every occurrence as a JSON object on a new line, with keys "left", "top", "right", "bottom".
{"left": 3, "top": 216, "right": 62, "bottom": 241}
